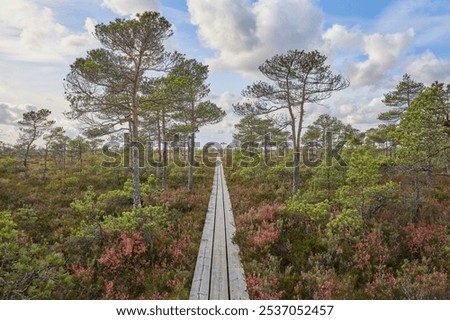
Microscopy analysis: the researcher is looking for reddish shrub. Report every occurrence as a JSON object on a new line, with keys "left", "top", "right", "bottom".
{"left": 396, "top": 259, "right": 449, "bottom": 299}
{"left": 165, "top": 235, "right": 193, "bottom": 270}
{"left": 97, "top": 231, "right": 149, "bottom": 299}
{"left": 365, "top": 270, "right": 397, "bottom": 299}
{"left": 299, "top": 265, "right": 353, "bottom": 300}
{"left": 246, "top": 272, "right": 285, "bottom": 300}
{"left": 352, "top": 229, "right": 390, "bottom": 271}
{"left": 235, "top": 203, "right": 284, "bottom": 255}
{"left": 402, "top": 222, "right": 448, "bottom": 259}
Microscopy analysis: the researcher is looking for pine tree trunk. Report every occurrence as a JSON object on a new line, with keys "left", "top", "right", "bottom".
{"left": 156, "top": 162, "right": 161, "bottom": 188}
{"left": 292, "top": 150, "right": 300, "bottom": 194}
{"left": 161, "top": 109, "right": 168, "bottom": 190}
{"left": 79, "top": 147, "right": 83, "bottom": 172}
{"left": 188, "top": 132, "right": 195, "bottom": 192}
{"left": 23, "top": 143, "right": 32, "bottom": 182}
{"left": 292, "top": 105, "right": 304, "bottom": 195}
{"left": 263, "top": 132, "right": 269, "bottom": 166}
{"left": 42, "top": 148, "right": 48, "bottom": 181}
{"left": 131, "top": 120, "right": 141, "bottom": 209}
{"left": 156, "top": 117, "right": 162, "bottom": 188}
{"left": 162, "top": 140, "right": 168, "bottom": 190}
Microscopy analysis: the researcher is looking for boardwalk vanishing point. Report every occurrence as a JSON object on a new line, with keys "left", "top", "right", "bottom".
{"left": 189, "top": 157, "right": 249, "bottom": 300}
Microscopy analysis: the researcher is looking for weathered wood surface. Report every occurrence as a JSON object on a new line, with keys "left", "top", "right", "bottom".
{"left": 190, "top": 158, "right": 249, "bottom": 300}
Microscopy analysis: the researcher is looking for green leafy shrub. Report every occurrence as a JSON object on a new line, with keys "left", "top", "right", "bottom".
{"left": 284, "top": 195, "right": 331, "bottom": 223}
{"left": 0, "top": 157, "right": 18, "bottom": 173}
{"left": 0, "top": 211, "right": 72, "bottom": 299}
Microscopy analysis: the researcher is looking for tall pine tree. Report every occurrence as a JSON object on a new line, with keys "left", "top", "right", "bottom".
{"left": 234, "top": 50, "right": 349, "bottom": 194}
{"left": 64, "top": 12, "right": 176, "bottom": 208}
{"left": 378, "top": 74, "right": 425, "bottom": 123}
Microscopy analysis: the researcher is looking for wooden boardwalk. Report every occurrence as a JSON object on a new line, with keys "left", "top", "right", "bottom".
{"left": 189, "top": 158, "right": 249, "bottom": 300}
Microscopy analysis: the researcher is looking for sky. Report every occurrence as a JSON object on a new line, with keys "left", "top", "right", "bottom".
{"left": 1, "top": 0, "right": 450, "bottom": 146}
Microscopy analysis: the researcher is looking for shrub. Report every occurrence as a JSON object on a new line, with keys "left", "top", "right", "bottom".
{"left": 396, "top": 259, "right": 449, "bottom": 299}
{"left": 0, "top": 211, "right": 72, "bottom": 299}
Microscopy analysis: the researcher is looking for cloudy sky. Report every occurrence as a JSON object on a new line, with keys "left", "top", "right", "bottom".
{"left": 1, "top": 0, "right": 450, "bottom": 145}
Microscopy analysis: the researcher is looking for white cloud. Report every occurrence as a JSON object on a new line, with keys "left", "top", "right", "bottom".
{"left": 84, "top": 17, "right": 98, "bottom": 36}
{"left": 0, "top": 102, "right": 30, "bottom": 142}
{"left": 199, "top": 91, "right": 241, "bottom": 143}
{"left": 0, "top": 0, "right": 97, "bottom": 63}
{"left": 188, "top": 0, "right": 415, "bottom": 87}
{"left": 0, "top": 103, "right": 18, "bottom": 125}
{"left": 0, "top": 125, "right": 19, "bottom": 143}
{"left": 323, "top": 24, "right": 363, "bottom": 53}
{"left": 0, "top": 103, "right": 38, "bottom": 127}
{"left": 0, "top": 101, "right": 82, "bottom": 144}
{"left": 407, "top": 51, "right": 450, "bottom": 84}
{"left": 376, "top": 0, "right": 450, "bottom": 47}
{"left": 189, "top": 0, "right": 257, "bottom": 52}
{"left": 187, "top": 0, "right": 323, "bottom": 76}
{"left": 327, "top": 94, "right": 386, "bottom": 130}
{"left": 347, "top": 29, "right": 414, "bottom": 87}
{"left": 101, "top": 0, "right": 160, "bottom": 16}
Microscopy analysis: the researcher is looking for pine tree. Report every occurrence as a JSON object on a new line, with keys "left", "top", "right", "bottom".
{"left": 338, "top": 147, "right": 397, "bottom": 220}
{"left": 393, "top": 82, "right": 450, "bottom": 212}
{"left": 234, "top": 50, "right": 349, "bottom": 194}
{"left": 378, "top": 74, "right": 425, "bottom": 123}
{"left": 17, "top": 108, "right": 55, "bottom": 181}
{"left": 170, "top": 58, "right": 226, "bottom": 192}
{"left": 64, "top": 12, "right": 176, "bottom": 208}
{"left": 42, "top": 126, "right": 66, "bottom": 180}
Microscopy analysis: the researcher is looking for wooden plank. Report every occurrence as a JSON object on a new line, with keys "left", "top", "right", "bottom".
{"left": 189, "top": 163, "right": 219, "bottom": 300}
{"left": 209, "top": 168, "right": 229, "bottom": 299}
{"left": 190, "top": 157, "right": 249, "bottom": 300}
{"left": 221, "top": 163, "right": 249, "bottom": 300}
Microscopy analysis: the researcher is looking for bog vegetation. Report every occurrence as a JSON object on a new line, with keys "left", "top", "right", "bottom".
{"left": 0, "top": 12, "right": 449, "bottom": 300}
